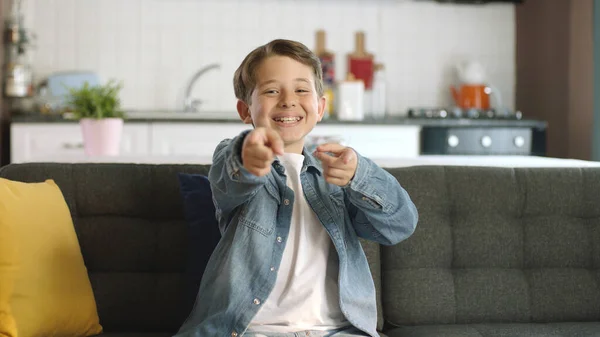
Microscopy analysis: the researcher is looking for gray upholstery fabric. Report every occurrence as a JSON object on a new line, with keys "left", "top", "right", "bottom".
{"left": 386, "top": 322, "right": 600, "bottom": 337}
{"left": 0, "top": 163, "right": 385, "bottom": 333}
{"left": 382, "top": 166, "right": 600, "bottom": 329}
{"left": 2, "top": 163, "right": 599, "bottom": 337}
{"left": 0, "top": 163, "right": 210, "bottom": 332}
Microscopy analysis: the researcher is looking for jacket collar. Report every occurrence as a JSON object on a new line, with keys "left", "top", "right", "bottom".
{"left": 272, "top": 146, "right": 323, "bottom": 176}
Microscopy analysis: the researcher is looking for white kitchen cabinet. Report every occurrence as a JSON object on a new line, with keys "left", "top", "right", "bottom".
{"left": 150, "top": 123, "right": 251, "bottom": 157}
{"left": 10, "top": 121, "right": 420, "bottom": 164}
{"left": 10, "top": 123, "right": 151, "bottom": 163}
{"left": 150, "top": 123, "right": 420, "bottom": 160}
{"left": 309, "top": 124, "right": 420, "bottom": 159}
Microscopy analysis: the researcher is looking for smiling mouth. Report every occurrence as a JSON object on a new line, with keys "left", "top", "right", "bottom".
{"left": 272, "top": 116, "right": 302, "bottom": 124}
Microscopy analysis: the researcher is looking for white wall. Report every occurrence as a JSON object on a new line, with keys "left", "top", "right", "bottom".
{"left": 23, "top": 0, "right": 515, "bottom": 115}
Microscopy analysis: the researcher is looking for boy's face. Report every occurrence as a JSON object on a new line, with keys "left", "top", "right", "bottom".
{"left": 237, "top": 55, "right": 326, "bottom": 154}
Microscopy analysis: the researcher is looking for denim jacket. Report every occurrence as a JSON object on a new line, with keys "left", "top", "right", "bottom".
{"left": 175, "top": 130, "right": 418, "bottom": 337}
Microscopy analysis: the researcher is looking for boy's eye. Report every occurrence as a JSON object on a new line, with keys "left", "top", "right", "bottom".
{"left": 264, "top": 90, "right": 278, "bottom": 94}
{"left": 296, "top": 89, "right": 309, "bottom": 93}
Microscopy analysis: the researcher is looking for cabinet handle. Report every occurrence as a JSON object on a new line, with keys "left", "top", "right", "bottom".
{"left": 62, "top": 142, "right": 84, "bottom": 149}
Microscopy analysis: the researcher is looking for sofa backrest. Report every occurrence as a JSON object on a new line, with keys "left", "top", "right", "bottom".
{"left": 382, "top": 166, "right": 600, "bottom": 327}
{"left": 0, "top": 163, "right": 210, "bottom": 332}
{"left": 0, "top": 163, "right": 385, "bottom": 332}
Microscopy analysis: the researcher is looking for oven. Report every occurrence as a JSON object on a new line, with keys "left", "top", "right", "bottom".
{"left": 408, "top": 107, "right": 547, "bottom": 156}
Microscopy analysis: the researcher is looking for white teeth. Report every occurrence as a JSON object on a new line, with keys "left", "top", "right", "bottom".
{"left": 274, "top": 117, "right": 301, "bottom": 123}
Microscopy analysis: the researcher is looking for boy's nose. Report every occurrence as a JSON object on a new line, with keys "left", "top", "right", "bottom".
{"left": 280, "top": 101, "right": 296, "bottom": 108}
{"left": 279, "top": 94, "right": 297, "bottom": 108}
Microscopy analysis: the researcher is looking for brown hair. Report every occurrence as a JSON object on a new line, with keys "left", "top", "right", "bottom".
{"left": 233, "top": 39, "right": 324, "bottom": 104}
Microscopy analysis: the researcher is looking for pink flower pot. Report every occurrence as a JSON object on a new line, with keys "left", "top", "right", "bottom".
{"left": 79, "top": 118, "right": 123, "bottom": 156}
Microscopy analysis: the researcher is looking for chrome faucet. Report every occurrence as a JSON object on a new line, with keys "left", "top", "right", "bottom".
{"left": 182, "top": 63, "right": 221, "bottom": 112}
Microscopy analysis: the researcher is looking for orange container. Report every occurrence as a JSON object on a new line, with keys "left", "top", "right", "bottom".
{"left": 450, "top": 84, "right": 490, "bottom": 109}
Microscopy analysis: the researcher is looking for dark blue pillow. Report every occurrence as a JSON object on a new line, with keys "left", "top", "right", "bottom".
{"left": 177, "top": 173, "right": 221, "bottom": 319}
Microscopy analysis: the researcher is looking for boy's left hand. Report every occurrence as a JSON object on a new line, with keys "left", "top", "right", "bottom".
{"left": 313, "top": 143, "right": 357, "bottom": 186}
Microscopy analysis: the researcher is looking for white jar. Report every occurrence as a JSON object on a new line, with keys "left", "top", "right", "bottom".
{"left": 336, "top": 74, "right": 364, "bottom": 121}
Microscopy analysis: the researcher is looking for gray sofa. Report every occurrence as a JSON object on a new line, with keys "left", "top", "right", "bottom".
{"left": 1, "top": 163, "right": 599, "bottom": 337}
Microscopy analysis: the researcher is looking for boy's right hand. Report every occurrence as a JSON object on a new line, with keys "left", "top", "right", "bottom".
{"left": 241, "top": 127, "right": 284, "bottom": 177}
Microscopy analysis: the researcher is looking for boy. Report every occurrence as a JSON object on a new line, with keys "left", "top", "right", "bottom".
{"left": 175, "top": 39, "right": 418, "bottom": 337}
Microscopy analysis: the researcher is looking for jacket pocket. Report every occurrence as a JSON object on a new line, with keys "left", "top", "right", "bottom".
{"left": 239, "top": 182, "right": 280, "bottom": 236}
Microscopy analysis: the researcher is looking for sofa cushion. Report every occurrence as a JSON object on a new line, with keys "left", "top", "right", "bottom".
{"left": 177, "top": 173, "right": 221, "bottom": 316}
{"left": 382, "top": 166, "right": 600, "bottom": 327}
{"left": 0, "top": 163, "right": 212, "bottom": 333}
{"left": 386, "top": 322, "right": 600, "bottom": 337}
{"left": 0, "top": 178, "right": 102, "bottom": 337}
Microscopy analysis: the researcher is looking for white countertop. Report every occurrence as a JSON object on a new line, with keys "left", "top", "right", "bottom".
{"left": 372, "top": 155, "right": 600, "bottom": 168}
{"left": 15, "top": 154, "right": 600, "bottom": 168}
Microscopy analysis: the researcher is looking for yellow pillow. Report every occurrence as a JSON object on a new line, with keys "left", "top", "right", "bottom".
{"left": 0, "top": 178, "right": 102, "bottom": 337}
{"left": 0, "top": 184, "right": 18, "bottom": 337}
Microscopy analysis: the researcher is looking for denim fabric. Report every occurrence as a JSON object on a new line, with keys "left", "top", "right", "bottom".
{"left": 175, "top": 131, "right": 418, "bottom": 337}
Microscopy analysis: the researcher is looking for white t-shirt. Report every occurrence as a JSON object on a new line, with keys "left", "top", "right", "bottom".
{"left": 247, "top": 152, "right": 347, "bottom": 332}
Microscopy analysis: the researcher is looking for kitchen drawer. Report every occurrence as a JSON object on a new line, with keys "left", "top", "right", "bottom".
{"left": 11, "top": 123, "right": 150, "bottom": 163}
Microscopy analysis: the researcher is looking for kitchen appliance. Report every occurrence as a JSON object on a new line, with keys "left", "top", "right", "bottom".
{"left": 450, "top": 60, "right": 503, "bottom": 111}
{"left": 36, "top": 71, "right": 100, "bottom": 114}
{"left": 408, "top": 107, "right": 546, "bottom": 156}
{"left": 408, "top": 107, "right": 522, "bottom": 120}
{"left": 451, "top": 85, "right": 490, "bottom": 110}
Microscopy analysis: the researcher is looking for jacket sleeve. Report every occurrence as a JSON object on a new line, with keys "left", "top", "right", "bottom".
{"left": 208, "top": 130, "right": 269, "bottom": 215}
{"left": 343, "top": 153, "right": 418, "bottom": 246}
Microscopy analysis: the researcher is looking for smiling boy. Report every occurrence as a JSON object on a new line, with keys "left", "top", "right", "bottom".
{"left": 174, "top": 39, "right": 418, "bottom": 337}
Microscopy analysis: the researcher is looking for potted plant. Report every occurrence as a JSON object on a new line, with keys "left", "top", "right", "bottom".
{"left": 65, "top": 79, "right": 125, "bottom": 156}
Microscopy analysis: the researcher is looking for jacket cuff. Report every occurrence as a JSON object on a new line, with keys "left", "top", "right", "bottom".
{"left": 344, "top": 151, "right": 388, "bottom": 211}
{"left": 346, "top": 151, "right": 371, "bottom": 191}
{"left": 226, "top": 129, "right": 254, "bottom": 180}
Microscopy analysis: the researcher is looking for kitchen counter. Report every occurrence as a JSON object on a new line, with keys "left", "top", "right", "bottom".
{"left": 11, "top": 112, "right": 548, "bottom": 129}
{"left": 12, "top": 154, "right": 599, "bottom": 167}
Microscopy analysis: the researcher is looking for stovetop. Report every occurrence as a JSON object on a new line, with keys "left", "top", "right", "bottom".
{"left": 407, "top": 107, "right": 523, "bottom": 120}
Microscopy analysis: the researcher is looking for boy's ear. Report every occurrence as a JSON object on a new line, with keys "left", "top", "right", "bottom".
{"left": 236, "top": 100, "right": 253, "bottom": 124}
{"left": 316, "top": 95, "right": 326, "bottom": 122}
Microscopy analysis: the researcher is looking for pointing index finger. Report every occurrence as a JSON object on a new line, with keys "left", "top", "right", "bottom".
{"left": 313, "top": 150, "right": 336, "bottom": 166}
{"left": 265, "top": 128, "right": 284, "bottom": 155}
{"left": 316, "top": 143, "right": 346, "bottom": 155}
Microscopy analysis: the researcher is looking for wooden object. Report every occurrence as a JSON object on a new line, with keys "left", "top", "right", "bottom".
{"left": 348, "top": 31, "right": 374, "bottom": 89}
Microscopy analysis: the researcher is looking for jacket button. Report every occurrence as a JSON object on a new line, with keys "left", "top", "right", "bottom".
{"left": 276, "top": 236, "right": 282, "bottom": 243}
{"left": 284, "top": 199, "right": 290, "bottom": 205}
{"left": 253, "top": 298, "right": 261, "bottom": 305}
{"left": 231, "top": 332, "right": 238, "bottom": 337}
{"left": 270, "top": 267, "right": 275, "bottom": 271}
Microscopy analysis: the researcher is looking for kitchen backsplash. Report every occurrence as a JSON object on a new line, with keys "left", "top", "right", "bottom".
{"left": 22, "top": 0, "right": 515, "bottom": 115}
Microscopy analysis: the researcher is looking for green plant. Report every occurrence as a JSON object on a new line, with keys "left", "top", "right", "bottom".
{"left": 65, "top": 79, "right": 125, "bottom": 120}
